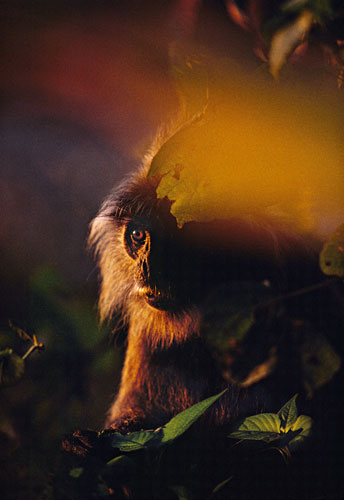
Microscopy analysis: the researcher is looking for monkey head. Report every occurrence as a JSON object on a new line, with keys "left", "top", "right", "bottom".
{"left": 88, "top": 149, "right": 331, "bottom": 432}
{"left": 89, "top": 166, "right": 316, "bottom": 333}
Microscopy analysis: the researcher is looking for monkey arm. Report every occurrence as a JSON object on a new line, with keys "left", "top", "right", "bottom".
{"left": 105, "top": 333, "right": 227, "bottom": 431}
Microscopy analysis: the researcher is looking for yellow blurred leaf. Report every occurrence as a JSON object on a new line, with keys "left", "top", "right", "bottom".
{"left": 269, "top": 10, "right": 314, "bottom": 79}
{"left": 148, "top": 67, "right": 344, "bottom": 239}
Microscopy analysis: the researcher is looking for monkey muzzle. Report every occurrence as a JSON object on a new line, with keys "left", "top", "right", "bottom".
{"left": 136, "top": 285, "right": 177, "bottom": 311}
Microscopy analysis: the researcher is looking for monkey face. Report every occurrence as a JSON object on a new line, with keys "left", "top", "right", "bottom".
{"left": 90, "top": 172, "right": 314, "bottom": 322}
{"left": 122, "top": 214, "right": 190, "bottom": 311}
{"left": 120, "top": 209, "right": 281, "bottom": 313}
{"left": 123, "top": 219, "right": 173, "bottom": 310}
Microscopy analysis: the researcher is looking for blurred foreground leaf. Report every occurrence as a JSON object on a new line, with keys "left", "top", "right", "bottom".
{"left": 301, "top": 332, "right": 341, "bottom": 396}
{"left": 269, "top": 9, "right": 313, "bottom": 79}
{"left": 69, "top": 467, "right": 84, "bottom": 479}
{"left": 319, "top": 224, "right": 344, "bottom": 277}
{"left": 202, "top": 282, "right": 273, "bottom": 360}
{"left": 148, "top": 63, "right": 344, "bottom": 234}
{"left": 0, "top": 348, "right": 25, "bottom": 387}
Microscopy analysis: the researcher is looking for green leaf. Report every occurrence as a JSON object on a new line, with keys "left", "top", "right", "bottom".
{"left": 278, "top": 394, "right": 298, "bottom": 431}
{"left": 301, "top": 333, "right": 341, "bottom": 396}
{"left": 161, "top": 389, "right": 227, "bottom": 444}
{"left": 0, "top": 348, "right": 25, "bottom": 387}
{"left": 147, "top": 64, "right": 344, "bottom": 233}
{"left": 228, "top": 430, "right": 281, "bottom": 443}
{"left": 282, "top": 0, "right": 309, "bottom": 13}
{"left": 110, "top": 429, "right": 161, "bottom": 451}
{"left": 282, "top": 0, "right": 333, "bottom": 18}
{"left": 211, "top": 477, "right": 233, "bottom": 496}
{"left": 107, "top": 455, "right": 136, "bottom": 468}
{"left": 309, "top": 0, "right": 333, "bottom": 20}
{"left": 109, "top": 391, "right": 227, "bottom": 451}
{"left": 229, "top": 398, "right": 313, "bottom": 451}
{"left": 288, "top": 414, "right": 313, "bottom": 451}
{"left": 319, "top": 224, "right": 344, "bottom": 277}
{"left": 169, "top": 485, "right": 190, "bottom": 500}
{"left": 228, "top": 413, "right": 281, "bottom": 442}
{"left": 202, "top": 281, "right": 274, "bottom": 365}
{"left": 69, "top": 467, "right": 84, "bottom": 479}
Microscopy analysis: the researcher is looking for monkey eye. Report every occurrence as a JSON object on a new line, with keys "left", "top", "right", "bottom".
{"left": 131, "top": 228, "right": 146, "bottom": 245}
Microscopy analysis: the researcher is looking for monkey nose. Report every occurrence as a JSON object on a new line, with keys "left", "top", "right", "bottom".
{"left": 145, "top": 290, "right": 168, "bottom": 310}
{"left": 137, "top": 285, "right": 176, "bottom": 311}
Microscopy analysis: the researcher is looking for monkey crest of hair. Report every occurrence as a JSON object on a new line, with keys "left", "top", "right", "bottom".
{"left": 89, "top": 129, "right": 324, "bottom": 431}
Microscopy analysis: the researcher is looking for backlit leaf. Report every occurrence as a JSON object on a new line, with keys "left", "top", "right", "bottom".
{"left": 278, "top": 394, "right": 298, "bottom": 431}
{"left": 229, "top": 413, "right": 281, "bottom": 441}
{"left": 229, "top": 396, "right": 312, "bottom": 451}
{"left": 161, "top": 389, "right": 227, "bottom": 444}
{"left": 228, "top": 430, "right": 281, "bottom": 442}
{"left": 269, "top": 10, "right": 314, "bottom": 79}
{"left": 301, "top": 333, "right": 341, "bottom": 396}
{"left": 319, "top": 224, "right": 344, "bottom": 277}
{"left": 110, "top": 429, "right": 161, "bottom": 451}
{"left": 288, "top": 414, "right": 313, "bottom": 451}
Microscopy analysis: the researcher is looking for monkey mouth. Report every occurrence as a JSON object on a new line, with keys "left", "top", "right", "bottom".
{"left": 146, "top": 293, "right": 169, "bottom": 310}
{"left": 137, "top": 286, "right": 175, "bottom": 311}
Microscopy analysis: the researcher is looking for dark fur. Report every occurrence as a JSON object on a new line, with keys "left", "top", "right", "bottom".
{"left": 88, "top": 157, "right": 326, "bottom": 432}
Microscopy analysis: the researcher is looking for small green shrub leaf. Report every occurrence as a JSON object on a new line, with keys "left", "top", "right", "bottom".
{"left": 229, "top": 396, "right": 312, "bottom": 451}
{"left": 0, "top": 348, "right": 25, "bottom": 387}
{"left": 278, "top": 394, "right": 298, "bottom": 430}
{"left": 288, "top": 414, "right": 313, "bottom": 451}
{"left": 229, "top": 413, "right": 281, "bottom": 442}
{"left": 319, "top": 224, "right": 344, "bottom": 277}
{"left": 211, "top": 476, "right": 233, "bottom": 496}
{"left": 107, "top": 455, "right": 136, "bottom": 468}
{"left": 69, "top": 467, "right": 84, "bottom": 479}
{"left": 107, "top": 391, "right": 226, "bottom": 451}
{"left": 301, "top": 333, "right": 341, "bottom": 396}
{"left": 110, "top": 429, "right": 161, "bottom": 451}
{"left": 161, "top": 389, "right": 227, "bottom": 444}
{"left": 169, "top": 485, "right": 191, "bottom": 500}
{"left": 228, "top": 430, "right": 281, "bottom": 443}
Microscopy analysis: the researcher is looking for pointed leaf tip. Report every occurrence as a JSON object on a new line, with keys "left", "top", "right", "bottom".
{"left": 161, "top": 389, "right": 227, "bottom": 444}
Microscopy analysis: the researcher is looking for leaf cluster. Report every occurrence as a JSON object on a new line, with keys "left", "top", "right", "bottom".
{"left": 59, "top": 393, "right": 319, "bottom": 500}
{"left": 227, "top": 0, "right": 344, "bottom": 79}
{"left": 229, "top": 394, "right": 312, "bottom": 456}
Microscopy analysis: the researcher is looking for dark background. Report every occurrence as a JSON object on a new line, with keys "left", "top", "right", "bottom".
{"left": 0, "top": 0, "right": 184, "bottom": 479}
{"left": 1, "top": 0, "right": 259, "bottom": 473}
{"left": 0, "top": 0, "right": 257, "bottom": 445}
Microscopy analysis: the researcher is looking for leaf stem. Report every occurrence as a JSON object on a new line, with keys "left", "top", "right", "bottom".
{"left": 255, "top": 277, "right": 341, "bottom": 312}
{"left": 22, "top": 342, "right": 44, "bottom": 360}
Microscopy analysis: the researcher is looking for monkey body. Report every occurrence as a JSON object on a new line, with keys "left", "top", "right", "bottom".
{"left": 90, "top": 170, "right": 226, "bottom": 429}
{"left": 89, "top": 160, "right": 328, "bottom": 431}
